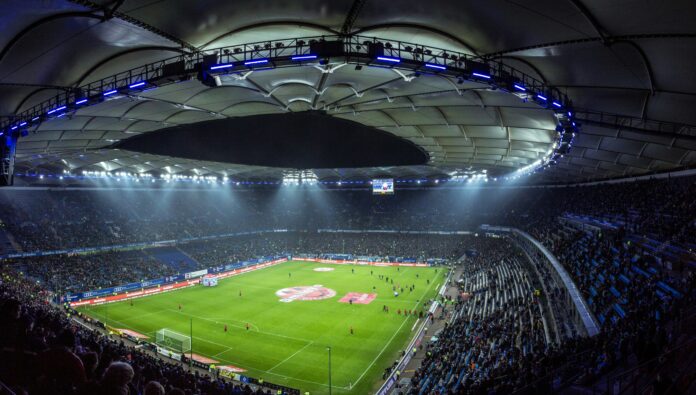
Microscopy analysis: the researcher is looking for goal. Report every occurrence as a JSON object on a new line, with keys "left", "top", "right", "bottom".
{"left": 155, "top": 328, "right": 191, "bottom": 353}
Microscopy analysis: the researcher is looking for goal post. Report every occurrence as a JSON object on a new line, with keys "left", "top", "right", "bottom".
{"left": 155, "top": 328, "right": 191, "bottom": 354}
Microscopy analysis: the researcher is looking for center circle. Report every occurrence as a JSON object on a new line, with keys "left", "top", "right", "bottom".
{"left": 276, "top": 285, "right": 336, "bottom": 302}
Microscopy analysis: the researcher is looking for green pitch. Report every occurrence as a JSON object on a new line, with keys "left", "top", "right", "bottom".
{"left": 78, "top": 260, "right": 444, "bottom": 394}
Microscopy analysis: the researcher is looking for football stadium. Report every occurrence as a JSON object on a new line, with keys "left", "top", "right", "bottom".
{"left": 0, "top": 2, "right": 695, "bottom": 395}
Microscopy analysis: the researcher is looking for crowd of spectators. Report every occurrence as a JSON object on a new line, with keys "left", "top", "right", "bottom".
{"left": 410, "top": 238, "right": 549, "bottom": 393}
{"left": 0, "top": 176, "right": 694, "bottom": 394}
{"left": 0, "top": 269, "right": 274, "bottom": 395}
{"left": 8, "top": 250, "right": 174, "bottom": 296}
{"left": 409, "top": 227, "right": 695, "bottom": 394}
{"left": 7, "top": 232, "right": 468, "bottom": 296}
{"left": 181, "top": 234, "right": 298, "bottom": 267}
{"left": 0, "top": 176, "right": 693, "bottom": 252}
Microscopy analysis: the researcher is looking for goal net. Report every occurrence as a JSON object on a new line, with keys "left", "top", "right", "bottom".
{"left": 155, "top": 328, "right": 191, "bottom": 353}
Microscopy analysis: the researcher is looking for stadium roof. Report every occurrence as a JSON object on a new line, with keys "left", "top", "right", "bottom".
{"left": 1, "top": 0, "right": 696, "bottom": 183}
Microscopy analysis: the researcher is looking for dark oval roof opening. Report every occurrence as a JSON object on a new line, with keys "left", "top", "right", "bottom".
{"left": 113, "top": 111, "right": 428, "bottom": 169}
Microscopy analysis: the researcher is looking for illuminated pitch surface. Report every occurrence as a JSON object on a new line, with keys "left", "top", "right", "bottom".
{"left": 79, "top": 261, "right": 443, "bottom": 394}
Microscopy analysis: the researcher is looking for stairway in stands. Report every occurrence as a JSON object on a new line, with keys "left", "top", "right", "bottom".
{"left": 146, "top": 246, "right": 201, "bottom": 274}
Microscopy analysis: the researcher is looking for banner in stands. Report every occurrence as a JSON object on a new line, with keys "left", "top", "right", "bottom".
{"left": 65, "top": 276, "right": 182, "bottom": 302}
{"left": 69, "top": 280, "right": 200, "bottom": 307}
{"left": 0, "top": 229, "right": 292, "bottom": 260}
{"left": 317, "top": 229, "right": 471, "bottom": 235}
{"left": 67, "top": 256, "right": 289, "bottom": 306}
{"left": 2, "top": 228, "right": 463, "bottom": 261}
{"left": 300, "top": 257, "right": 430, "bottom": 267}
{"left": 295, "top": 253, "right": 446, "bottom": 265}
{"left": 184, "top": 269, "right": 208, "bottom": 279}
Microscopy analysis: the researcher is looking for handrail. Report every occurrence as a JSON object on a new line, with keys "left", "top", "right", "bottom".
{"left": 0, "top": 378, "right": 16, "bottom": 395}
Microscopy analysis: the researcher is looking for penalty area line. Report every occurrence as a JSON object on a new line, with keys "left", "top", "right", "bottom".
{"left": 267, "top": 341, "right": 315, "bottom": 372}
{"left": 169, "top": 309, "right": 314, "bottom": 344}
{"left": 197, "top": 347, "right": 340, "bottom": 389}
{"left": 87, "top": 309, "right": 338, "bottom": 389}
{"left": 167, "top": 309, "right": 260, "bottom": 332}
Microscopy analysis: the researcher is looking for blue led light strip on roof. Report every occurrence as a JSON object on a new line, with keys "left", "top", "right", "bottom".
{"left": 376, "top": 56, "right": 400, "bottom": 63}
{"left": 244, "top": 59, "right": 269, "bottom": 65}
{"left": 472, "top": 72, "right": 491, "bottom": 79}
{"left": 47, "top": 105, "right": 66, "bottom": 115}
{"left": 210, "top": 63, "right": 234, "bottom": 70}
{"left": 291, "top": 55, "right": 317, "bottom": 61}
{"left": 424, "top": 63, "right": 446, "bottom": 70}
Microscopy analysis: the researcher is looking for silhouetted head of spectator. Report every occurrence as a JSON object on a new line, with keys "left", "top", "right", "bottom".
{"left": 166, "top": 388, "right": 185, "bottom": 395}
{"left": 101, "top": 361, "right": 134, "bottom": 395}
{"left": 79, "top": 351, "right": 99, "bottom": 379}
{"left": 144, "top": 380, "right": 165, "bottom": 395}
{"left": 2, "top": 298, "right": 21, "bottom": 320}
{"left": 51, "top": 329, "right": 77, "bottom": 352}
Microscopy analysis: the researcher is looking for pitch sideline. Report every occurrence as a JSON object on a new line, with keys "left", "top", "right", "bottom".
{"left": 349, "top": 270, "right": 440, "bottom": 388}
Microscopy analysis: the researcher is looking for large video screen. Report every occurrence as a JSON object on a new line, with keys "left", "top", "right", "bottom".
{"left": 372, "top": 179, "right": 394, "bottom": 195}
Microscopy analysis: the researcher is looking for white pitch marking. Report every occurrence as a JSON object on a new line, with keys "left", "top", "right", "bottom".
{"left": 350, "top": 273, "right": 438, "bottom": 387}
{"left": 267, "top": 341, "right": 315, "bottom": 372}
{"left": 195, "top": 347, "right": 345, "bottom": 389}
{"left": 411, "top": 318, "right": 420, "bottom": 331}
{"left": 169, "top": 309, "right": 313, "bottom": 343}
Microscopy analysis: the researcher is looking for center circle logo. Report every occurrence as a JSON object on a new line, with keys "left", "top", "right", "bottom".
{"left": 276, "top": 285, "right": 336, "bottom": 303}
{"left": 313, "top": 267, "right": 335, "bottom": 272}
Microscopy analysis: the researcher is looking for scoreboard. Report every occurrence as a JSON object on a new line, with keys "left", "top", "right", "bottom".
{"left": 372, "top": 179, "right": 394, "bottom": 195}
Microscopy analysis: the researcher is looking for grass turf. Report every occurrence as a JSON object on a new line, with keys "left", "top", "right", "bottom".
{"left": 79, "top": 260, "right": 444, "bottom": 394}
